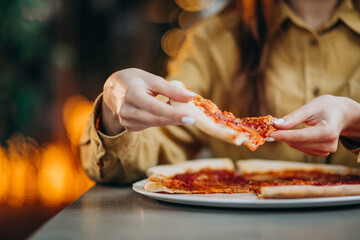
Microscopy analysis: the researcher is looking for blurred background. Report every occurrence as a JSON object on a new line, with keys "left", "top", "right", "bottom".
{"left": 0, "top": 0, "right": 229, "bottom": 239}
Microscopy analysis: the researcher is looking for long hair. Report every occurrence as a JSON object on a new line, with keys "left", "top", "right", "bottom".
{"left": 223, "top": 0, "right": 278, "bottom": 116}
{"left": 224, "top": 0, "right": 360, "bottom": 116}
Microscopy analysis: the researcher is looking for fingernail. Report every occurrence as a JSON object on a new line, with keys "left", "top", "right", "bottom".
{"left": 170, "top": 80, "right": 183, "bottom": 88}
{"left": 171, "top": 80, "right": 182, "bottom": 84}
{"left": 184, "top": 90, "right": 197, "bottom": 97}
{"left": 266, "top": 137, "right": 275, "bottom": 142}
{"left": 273, "top": 118, "right": 284, "bottom": 125}
{"left": 181, "top": 116, "right": 196, "bottom": 124}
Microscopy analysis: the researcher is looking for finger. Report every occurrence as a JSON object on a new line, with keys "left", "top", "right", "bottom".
{"left": 119, "top": 118, "right": 148, "bottom": 132}
{"left": 299, "top": 149, "right": 330, "bottom": 157}
{"left": 122, "top": 114, "right": 185, "bottom": 129}
{"left": 124, "top": 69, "right": 196, "bottom": 102}
{"left": 289, "top": 145, "right": 331, "bottom": 157}
{"left": 286, "top": 141, "right": 338, "bottom": 155}
{"left": 149, "top": 78, "right": 196, "bottom": 102}
{"left": 281, "top": 139, "right": 332, "bottom": 157}
{"left": 120, "top": 115, "right": 181, "bottom": 131}
{"left": 274, "top": 105, "right": 317, "bottom": 130}
{"left": 126, "top": 89, "right": 195, "bottom": 124}
{"left": 120, "top": 104, "right": 187, "bottom": 127}
{"left": 270, "top": 124, "right": 336, "bottom": 143}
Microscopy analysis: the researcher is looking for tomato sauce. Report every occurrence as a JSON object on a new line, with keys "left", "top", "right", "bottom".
{"left": 192, "top": 96, "right": 276, "bottom": 150}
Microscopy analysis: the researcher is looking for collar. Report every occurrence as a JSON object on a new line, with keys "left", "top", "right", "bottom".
{"left": 277, "top": 0, "right": 360, "bottom": 35}
{"left": 336, "top": 0, "right": 360, "bottom": 34}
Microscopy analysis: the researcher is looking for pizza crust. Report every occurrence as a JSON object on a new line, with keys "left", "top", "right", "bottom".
{"left": 144, "top": 180, "right": 190, "bottom": 193}
{"left": 146, "top": 158, "right": 234, "bottom": 177}
{"left": 260, "top": 185, "right": 360, "bottom": 199}
{"left": 169, "top": 81, "right": 249, "bottom": 146}
{"left": 236, "top": 159, "right": 360, "bottom": 175}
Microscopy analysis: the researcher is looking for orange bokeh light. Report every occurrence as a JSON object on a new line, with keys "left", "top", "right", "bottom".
{"left": 161, "top": 28, "right": 186, "bottom": 57}
{"left": 0, "top": 95, "right": 95, "bottom": 208}
{"left": 175, "top": 0, "right": 215, "bottom": 12}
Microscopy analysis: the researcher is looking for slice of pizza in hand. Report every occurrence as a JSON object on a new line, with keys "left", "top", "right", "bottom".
{"left": 169, "top": 81, "right": 277, "bottom": 151}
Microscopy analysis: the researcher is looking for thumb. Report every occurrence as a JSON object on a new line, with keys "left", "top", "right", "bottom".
{"left": 151, "top": 79, "right": 197, "bottom": 102}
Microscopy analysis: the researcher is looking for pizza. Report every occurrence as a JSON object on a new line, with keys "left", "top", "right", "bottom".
{"left": 169, "top": 81, "right": 277, "bottom": 151}
{"left": 144, "top": 159, "right": 360, "bottom": 199}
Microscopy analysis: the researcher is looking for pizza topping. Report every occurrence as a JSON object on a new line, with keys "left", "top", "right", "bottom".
{"left": 149, "top": 169, "right": 249, "bottom": 194}
{"left": 148, "top": 168, "right": 360, "bottom": 196}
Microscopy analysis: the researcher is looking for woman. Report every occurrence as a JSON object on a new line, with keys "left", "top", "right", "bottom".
{"left": 80, "top": 0, "right": 360, "bottom": 183}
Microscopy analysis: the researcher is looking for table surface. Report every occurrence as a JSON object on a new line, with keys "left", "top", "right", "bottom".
{"left": 30, "top": 184, "right": 360, "bottom": 240}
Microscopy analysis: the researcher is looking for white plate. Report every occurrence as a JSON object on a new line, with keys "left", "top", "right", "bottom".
{"left": 133, "top": 179, "right": 360, "bottom": 209}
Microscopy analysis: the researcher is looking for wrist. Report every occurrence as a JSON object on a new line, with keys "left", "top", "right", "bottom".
{"left": 99, "top": 99, "right": 126, "bottom": 136}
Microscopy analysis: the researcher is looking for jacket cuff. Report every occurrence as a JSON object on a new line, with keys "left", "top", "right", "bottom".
{"left": 80, "top": 93, "right": 141, "bottom": 182}
{"left": 339, "top": 136, "right": 360, "bottom": 162}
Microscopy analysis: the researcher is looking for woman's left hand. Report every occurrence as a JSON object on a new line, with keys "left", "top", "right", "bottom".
{"left": 270, "top": 95, "right": 360, "bottom": 156}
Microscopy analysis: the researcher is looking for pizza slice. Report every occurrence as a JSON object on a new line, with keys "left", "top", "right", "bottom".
{"left": 169, "top": 81, "right": 276, "bottom": 151}
{"left": 144, "top": 158, "right": 243, "bottom": 193}
{"left": 236, "top": 159, "right": 360, "bottom": 199}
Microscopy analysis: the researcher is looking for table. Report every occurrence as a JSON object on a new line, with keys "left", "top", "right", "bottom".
{"left": 30, "top": 184, "right": 360, "bottom": 240}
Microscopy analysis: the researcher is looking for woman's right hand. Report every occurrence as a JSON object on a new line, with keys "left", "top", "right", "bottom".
{"left": 100, "top": 68, "right": 197, "bottom": 135}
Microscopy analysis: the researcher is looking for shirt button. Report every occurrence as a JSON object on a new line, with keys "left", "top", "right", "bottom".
{"left": 313, "top": 87, "right": 320, "bottom": 97}
{"left": 309, "top": 38, "right": 318, "bottom": 46}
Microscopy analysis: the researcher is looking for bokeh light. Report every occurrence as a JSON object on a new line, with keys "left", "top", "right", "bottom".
{"left": 161, "top": 28, "right": 186, "bottom": 57}
{"left": 175, "top": 0, "right": 216, "bottom": 12}
{"left": 0, "top": 96, "right": 95, "bottom": 208}
{"left": 63, "top": 95, "right": 94, "bottom": 148}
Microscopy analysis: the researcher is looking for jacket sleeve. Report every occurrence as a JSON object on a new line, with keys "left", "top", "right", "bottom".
{"left": 80, "top": 25, "right": 217, "bottom": 184}
{"left": 340, "top": 136, "right": 360, "bottom": 162}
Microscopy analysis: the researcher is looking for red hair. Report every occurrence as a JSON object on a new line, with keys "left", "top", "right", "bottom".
{"left": 223, "top": 0, "right": 277, "bottom": 116}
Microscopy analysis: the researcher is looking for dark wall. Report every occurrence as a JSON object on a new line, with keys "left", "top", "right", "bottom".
{"left": 0, "top": 0, "right": 180, "bottom": 144}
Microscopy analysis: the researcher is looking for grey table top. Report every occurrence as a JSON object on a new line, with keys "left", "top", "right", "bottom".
{"left": 30, "top": 184, "right": 360, "bottom": 240}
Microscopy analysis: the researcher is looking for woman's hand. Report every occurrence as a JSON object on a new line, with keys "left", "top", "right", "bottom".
{"left": 270, "top": 95, "right": 360, "bottom": 157}
{"left": 100, "top": 68, "right": 196, "bottom": 135}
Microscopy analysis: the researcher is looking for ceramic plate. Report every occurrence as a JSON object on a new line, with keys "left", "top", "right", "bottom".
{"left": 133, "top": 179, "right": 360, "bottom": 209}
